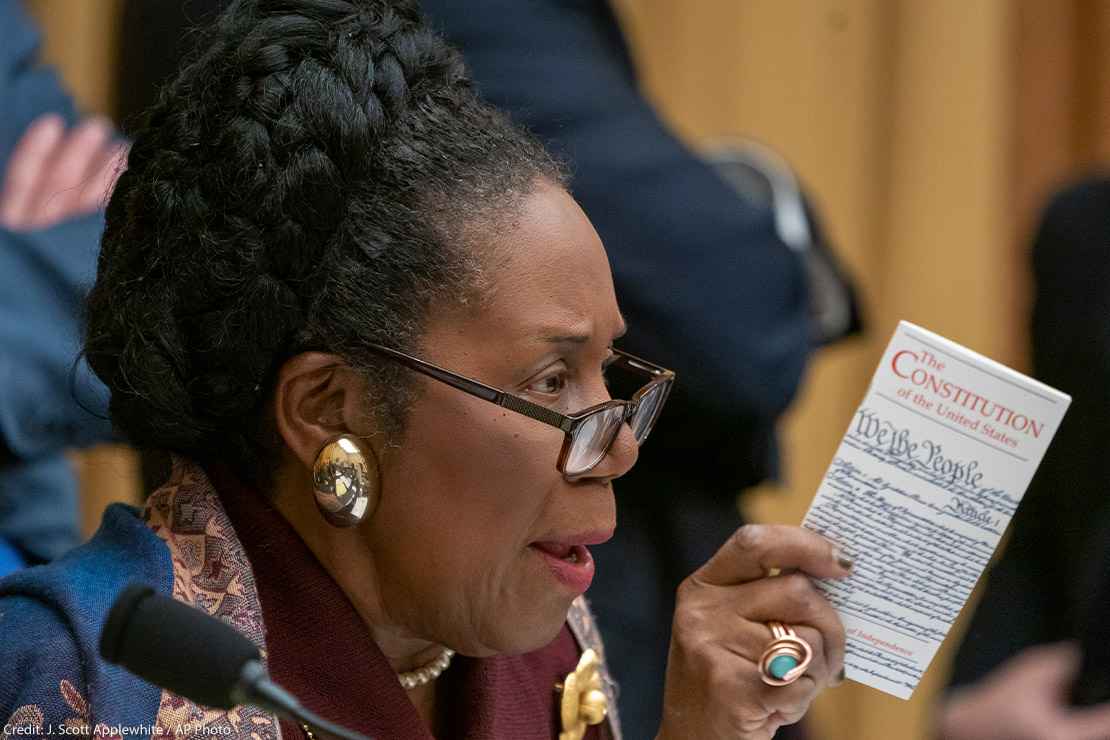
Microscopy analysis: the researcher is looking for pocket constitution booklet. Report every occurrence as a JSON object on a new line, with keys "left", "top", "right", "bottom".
{"left": 801, "top": 321, "right": 1071, "bottom": 699}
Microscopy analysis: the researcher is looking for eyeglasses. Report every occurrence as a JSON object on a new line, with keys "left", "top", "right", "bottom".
{"left": 366, "top": 343, "right": 675, "bottom": 477}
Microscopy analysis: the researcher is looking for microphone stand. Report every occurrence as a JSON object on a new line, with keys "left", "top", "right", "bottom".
{"left": 233, "top": 661, "right": 372, "bottom": 740}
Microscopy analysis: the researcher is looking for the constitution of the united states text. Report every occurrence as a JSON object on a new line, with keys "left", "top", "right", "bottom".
{"left": 801, "top": 321, "right": 1071, "bottom": 699}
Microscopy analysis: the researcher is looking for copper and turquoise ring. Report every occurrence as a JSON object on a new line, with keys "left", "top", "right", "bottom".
{"left": 758, "top": 621, "right": 814, "bottom": 686}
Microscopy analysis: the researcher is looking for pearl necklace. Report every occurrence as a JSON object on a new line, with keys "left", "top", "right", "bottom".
{"left": 299, "top": 649, "right": 456, "bottom": 738}
{"left": 398, "top": 647, "right": 456, "bottom": 689}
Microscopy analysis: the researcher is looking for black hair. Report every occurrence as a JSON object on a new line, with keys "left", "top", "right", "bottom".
{"left": 85, "top": 0, "right": 564, "bottom": 486}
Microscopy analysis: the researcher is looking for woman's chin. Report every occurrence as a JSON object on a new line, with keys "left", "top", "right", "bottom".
{"left": 480, "top": 600, "right": 576, "bottom": 656}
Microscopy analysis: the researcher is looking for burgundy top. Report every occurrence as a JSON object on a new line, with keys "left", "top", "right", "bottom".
{"left": 211, "top": 467, "right": 607, "bottom": 740}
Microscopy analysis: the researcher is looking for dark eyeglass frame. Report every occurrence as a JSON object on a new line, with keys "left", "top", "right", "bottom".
{"left": 366, "top": 343, "right": 675, "bottom": 477}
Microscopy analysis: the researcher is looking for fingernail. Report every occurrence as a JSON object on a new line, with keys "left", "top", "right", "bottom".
{"left": 832, "top": 547, "right": 853, "bottom": 571}
{"left": 32, "top": 113, "right": 64, "bottom": 130}
{"left": 77, "top": 116, "right": 112, "bottom": 135}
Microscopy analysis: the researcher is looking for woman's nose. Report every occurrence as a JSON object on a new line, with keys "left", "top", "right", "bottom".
{"left": 584, "top": 420, "right": 639, "bottom": 483}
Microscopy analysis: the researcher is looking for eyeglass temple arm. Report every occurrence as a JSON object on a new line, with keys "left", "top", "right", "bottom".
{"left": 612, "top": 348, "right": 674, "bottom": 379}
{"left": 368, "top": 344, "right": 574, "bottom": 432}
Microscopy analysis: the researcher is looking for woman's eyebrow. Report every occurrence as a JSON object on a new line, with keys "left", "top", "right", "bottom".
{"left": 536, "top": 313, "right": 627, "bottom": 345}
{"left": 542, "top": 333, "right": 590, "bottom": 345}
{"left": 535, "top": 318, "right": 593, "bottom": 345}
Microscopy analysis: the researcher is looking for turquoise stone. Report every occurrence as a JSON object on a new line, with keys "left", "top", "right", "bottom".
{"left": 768, "top": 655, "right": 799, "bottom": 679}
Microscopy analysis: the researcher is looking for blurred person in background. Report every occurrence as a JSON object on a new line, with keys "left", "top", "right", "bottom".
{"left": 416, "top": 2, "right": 862, "bottom": 737}
{"left": 0, "top": 0, "right": 122, "bottom": 575}
{"left": 938, "top": 178, "right": 1110, "bottom": 740}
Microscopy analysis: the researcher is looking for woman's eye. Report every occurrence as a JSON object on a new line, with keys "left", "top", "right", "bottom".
{"left": 528, "top": 372, "right": 567, "bottom": 395}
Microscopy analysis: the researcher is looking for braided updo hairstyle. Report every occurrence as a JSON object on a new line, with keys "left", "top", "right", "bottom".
{"left": 86, "top": 0, "right": 564, "bottom": 486}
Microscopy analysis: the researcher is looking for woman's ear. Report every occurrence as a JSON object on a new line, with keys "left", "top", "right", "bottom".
{"left": 273, "top": 352, "right": 368, "bottom": 470}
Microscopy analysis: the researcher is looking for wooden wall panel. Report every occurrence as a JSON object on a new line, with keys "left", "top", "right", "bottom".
{"left": 1014, "top": 0, "right": 1081, "bottom": 257}
{"left": 1076, "top": 0, "right": 1110, "bottom": 163}
{"left": 879, "top": 0, "right": 1018, "bottom": 365}
{"left": 24, "top": 0, "right": 123, "bottom": 119}
{"left": 70, "top": 446, "right": 142, "bottom": 538}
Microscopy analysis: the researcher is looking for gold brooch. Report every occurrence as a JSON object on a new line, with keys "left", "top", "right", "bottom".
{"left": 556, "top": 648, "right": 608, "bottom": 740}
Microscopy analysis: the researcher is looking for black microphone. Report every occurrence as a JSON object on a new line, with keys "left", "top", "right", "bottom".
{"left": 100, "top": 583, "right": 372, "bottom": 740}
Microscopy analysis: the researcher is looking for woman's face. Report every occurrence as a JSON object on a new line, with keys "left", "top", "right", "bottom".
{"left": 364, "top": 180, "right": 637, "bottom": 656}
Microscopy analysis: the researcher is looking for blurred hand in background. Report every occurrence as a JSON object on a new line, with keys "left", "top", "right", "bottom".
{"left": 0, "top": 113, "right": 125, "bottom": 232}
{"left": 939, "top": 643, "right": 1110, "bottom": 740}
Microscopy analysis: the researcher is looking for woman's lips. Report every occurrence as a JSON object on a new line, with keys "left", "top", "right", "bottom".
{"left": 530, "top": 542, "right": 597, "bottom": 594}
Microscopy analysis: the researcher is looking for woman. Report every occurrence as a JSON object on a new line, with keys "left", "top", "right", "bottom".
{"left": 0, "top": 1, "right": 849, "bottom": 738}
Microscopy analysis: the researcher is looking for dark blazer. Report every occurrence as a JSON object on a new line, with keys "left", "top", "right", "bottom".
{"left": 949, "top": 178, "right": 1110, "bottom": 689}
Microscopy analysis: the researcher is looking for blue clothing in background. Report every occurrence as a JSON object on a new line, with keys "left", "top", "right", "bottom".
{"left": 0, "top": 455, "right": 79, "bottom": 565}
{"left": 0, "top": 0, "right": 114, "bottom": 565}
{"left": 0, "top": 215, "right": 112, "bottom": 460}
{"left": 0, "top": 536, "right": 24, "bottom": 576}
{"left": 0, "top": 503, "right": 171, "bottom": 726}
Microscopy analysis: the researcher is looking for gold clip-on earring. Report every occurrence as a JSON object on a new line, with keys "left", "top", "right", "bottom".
{"left": 312, "top": 435, "right": 380, "bottom": 527}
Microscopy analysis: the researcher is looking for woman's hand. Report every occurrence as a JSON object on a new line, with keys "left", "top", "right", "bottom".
{"left": 656, "top": 524, "right": 851, "bottom": 740}
{"left": 938, "top": 643, "right": 1110, "bottom": 740}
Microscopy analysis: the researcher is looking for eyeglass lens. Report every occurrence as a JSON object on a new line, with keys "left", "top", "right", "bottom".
{"left": 564, "top": 405, "right": 626, "bottom": 475}
{"left": 564, "top": 382, "right": 668, "bottom": 475}
{"left": 630, "top": 382, "right": 666, "bottom": 442}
